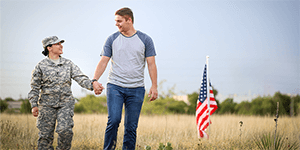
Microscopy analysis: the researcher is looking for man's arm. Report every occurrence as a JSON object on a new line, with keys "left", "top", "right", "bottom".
{"left": 93, "top": 56, "right": 110, "bottom": 95}
{"left": 146, "top": 56, "right": 158, "bottom": 101}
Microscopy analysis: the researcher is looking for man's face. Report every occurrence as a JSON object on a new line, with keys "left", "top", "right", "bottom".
{"left": 115, "top": 15, "right": 131, "bottom": 32}
{"left": 48, "top": 42, "right": 63, "bottom": 55}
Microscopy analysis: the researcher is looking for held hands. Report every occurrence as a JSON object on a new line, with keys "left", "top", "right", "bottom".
{"left": 93, "top": 81, "right": 104, "bottom": 95}
{"left": 32, "top": 107, "right": 39, "bottom": 117}
{"left": 148, "top": 86, "right": 158, "bottom": 101}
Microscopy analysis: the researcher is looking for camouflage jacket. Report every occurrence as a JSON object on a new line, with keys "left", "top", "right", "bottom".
{"left": 28, "top": 57, "right": 93, "bottom": 108}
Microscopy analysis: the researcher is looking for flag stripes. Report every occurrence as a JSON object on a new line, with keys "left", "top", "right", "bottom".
{"left": 196, "top": 64, "right": 218, "bottom": 138}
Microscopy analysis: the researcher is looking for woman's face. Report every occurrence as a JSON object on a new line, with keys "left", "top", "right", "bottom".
{"left": 48, "top": 42, "right": 63, "bottom": 56}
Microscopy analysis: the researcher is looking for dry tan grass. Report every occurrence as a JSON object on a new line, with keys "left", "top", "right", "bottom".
{"left": 1, "top": 113, "right": 299, "bottom": 149}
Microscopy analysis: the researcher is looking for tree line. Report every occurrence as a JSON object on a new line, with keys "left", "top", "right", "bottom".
{"left": 142, "top": 90, "right": 300, "bottom": 116}
{"left": 0, "top": 97, "right": 31, "bottom": 113}
{"left": 1, "top": 88, "right": 299, "bottom": 116}
{"left": 76, "top": 89, "right": 300, "bottom": 116}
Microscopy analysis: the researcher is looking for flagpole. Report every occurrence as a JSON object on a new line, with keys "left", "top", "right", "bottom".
{"left": 206, "top": 55, "right": 211, "bottom": 137}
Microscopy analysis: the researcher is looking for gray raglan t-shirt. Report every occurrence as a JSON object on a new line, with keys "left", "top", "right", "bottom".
{"left": 101, "top": 30, "right": 156, "bottom": 88}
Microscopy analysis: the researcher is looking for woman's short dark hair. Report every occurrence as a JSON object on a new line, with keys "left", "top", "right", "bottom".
{"left": 42, "top": 44, "right": 52, "bottom": 56}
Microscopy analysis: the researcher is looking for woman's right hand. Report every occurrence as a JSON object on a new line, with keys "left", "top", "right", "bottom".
{"left": 32, "top": 107, "right": 39, "bottom": 117}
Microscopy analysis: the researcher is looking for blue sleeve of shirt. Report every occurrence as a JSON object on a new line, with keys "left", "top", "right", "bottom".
{"left": 137, "top": 31, "right": 156, "bottom": 57}
{"left": 101, "top": 32, "right": 120, "bottom": 57}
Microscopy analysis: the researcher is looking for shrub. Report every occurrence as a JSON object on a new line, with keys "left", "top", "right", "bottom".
{"left": 0, "top": 100, "right": 8, "bottom": 112}
{"left": 20, "top": 99, "right": 31, "bottom": 114}
{"left": 74, "top": 103, "right": 86, "bottom": 113}
{"left": 141, "top": 97, "right": 187, "bottom": 115}
{"left": 4, "top": 97, "right": 14, "bottom": 101}
{"left": 218, "top": 98, "right": 237, "bottom": 114}
{"left": 253, "top": 132, "right": 299, "bottom": 150}
{"left": 76, "top": 95, "right": 107, "bottom": 113}
{"left": 158, "top": 142, "right": 173, "bottom": 150}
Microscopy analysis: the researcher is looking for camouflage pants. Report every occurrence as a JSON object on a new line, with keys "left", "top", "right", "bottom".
{"left": 37, "top": 105, "right": 74, "bottom": 150}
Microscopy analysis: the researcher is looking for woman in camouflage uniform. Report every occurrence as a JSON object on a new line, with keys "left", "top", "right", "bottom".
{"left": 28, "top": 36, "right": 103, "bottom": 150}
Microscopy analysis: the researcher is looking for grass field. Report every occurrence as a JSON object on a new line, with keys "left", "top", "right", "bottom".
{"left": 1, "top": 113, "right": 299, "bottom": 149}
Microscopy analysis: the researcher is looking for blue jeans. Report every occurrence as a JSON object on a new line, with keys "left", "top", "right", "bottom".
{"left": 104, "top": 83, "right": 145, "bottom": 150}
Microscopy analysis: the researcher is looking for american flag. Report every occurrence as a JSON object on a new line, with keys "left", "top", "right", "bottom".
{"left": 196, "top": 64, "right": 218, "bottom": 138}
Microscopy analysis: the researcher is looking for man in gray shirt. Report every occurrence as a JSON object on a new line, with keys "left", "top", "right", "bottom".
{"left": 92, "top": 7, "right": 158, "bottom": 150}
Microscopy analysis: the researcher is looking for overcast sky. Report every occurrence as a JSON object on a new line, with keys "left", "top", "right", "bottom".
{"left": 1, "top": 0, "right": 299, "bottom": 102}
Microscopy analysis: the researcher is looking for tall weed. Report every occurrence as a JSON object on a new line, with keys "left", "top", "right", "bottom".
{"left": 254, "top": 132, "right": 299, "bottom": 150}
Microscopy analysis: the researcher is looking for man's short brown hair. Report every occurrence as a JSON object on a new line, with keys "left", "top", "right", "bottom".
{"left": 115, "top": 7, "right": 134, "bottom": 24}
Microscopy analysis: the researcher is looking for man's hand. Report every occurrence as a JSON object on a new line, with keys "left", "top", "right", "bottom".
{"left": 32, "top": 107, "right": 39, "bottom": 117}
{"left": 93, "top": 81, "right": 104, "bottom": 95}
{"left": 148, "top": 86, "right": 158, "bottom": 101}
